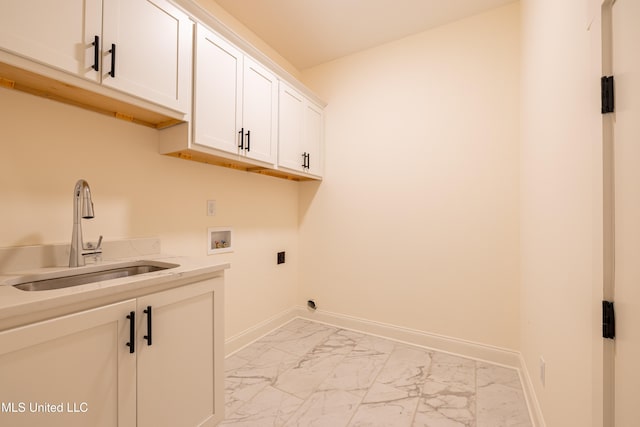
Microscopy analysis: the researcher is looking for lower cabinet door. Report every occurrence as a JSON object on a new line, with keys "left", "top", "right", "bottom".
{"left": 0, "top": 299, "right": 137, "bottom": 427}
{"left": 136, "top": 278, "right": 224, "bottom": 427}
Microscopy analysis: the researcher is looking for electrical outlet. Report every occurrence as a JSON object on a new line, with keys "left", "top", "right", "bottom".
{"left": 207, "top": 200, "right": 216, "bottom": 216}
{"left": 277, "top": 251, "right": 285, "bottom": 264}
{"left": 539, "top": 357, "right": 546, "bottom": 387}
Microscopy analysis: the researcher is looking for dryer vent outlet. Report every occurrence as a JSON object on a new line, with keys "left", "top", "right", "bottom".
{"left": 307, "top": 300, "right": 317, "bottom": 311}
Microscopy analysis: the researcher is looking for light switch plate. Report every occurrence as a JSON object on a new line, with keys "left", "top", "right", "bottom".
{"left": 207, "top": 200, "right": 216, "bottom": 216}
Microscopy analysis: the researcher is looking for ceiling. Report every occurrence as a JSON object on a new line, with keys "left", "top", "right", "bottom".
{"left": 213, "top": 0, "right": 516, "bottom": 70}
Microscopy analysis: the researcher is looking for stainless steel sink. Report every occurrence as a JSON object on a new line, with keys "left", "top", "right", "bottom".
{"left": 10, "top": 261, "right": 179, "bottom": 292}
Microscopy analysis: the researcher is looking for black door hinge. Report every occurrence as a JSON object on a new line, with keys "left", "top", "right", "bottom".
{"left": 603, "top": 300, "right": 615, "bottom": 339}
{"left": 601, "top": 76, "right": 615, "bottom": 114}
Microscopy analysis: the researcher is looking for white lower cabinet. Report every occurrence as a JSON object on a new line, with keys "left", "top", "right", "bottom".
{"left": 0, "top": 278, "right": 224, "bottom": 427}
{"left": 0, "top": 299, "right": 137, "bottom": 427}
{"left": 137, "top": 279, "right": 224, "bottom": 427}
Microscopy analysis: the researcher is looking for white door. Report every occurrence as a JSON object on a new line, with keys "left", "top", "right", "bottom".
{"left": 304, "top": 100, "right": 324, "bottom": 177}
{"left": 0, "top": 300, "right": 137, "bottom": 427}
{"left": 136, "top": 280, "right": 222, "bottom": 427}
{"left": 242, "top": 57, "right": 278, "bottom": 165}
{"left": 612, "top": 0, "right": 640, "bottom": 424}
{"left": 0, "top": 0, "right": 102, "bottom": 81}
{"left": 102, "top": 0, "right": 192, "bottom": 112}
{"left": 278, "top": 82, "right": 306, "bottom": 172}
{"left": 193, "top": 24, "right": 243, "bottom": 155}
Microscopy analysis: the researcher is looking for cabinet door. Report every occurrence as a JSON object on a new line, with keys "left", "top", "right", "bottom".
{"left": 0, "top": 300, "right": 136, "bottom": 427}
{"left": 0, "top": 0, "right": 102, "bottom": 82}
{"left": 193, "top": 24, "right": 243, "bottom": 155}
{"left": 242, "top": 57, "right": 278, "bottom": 165}
{"left": 304, "top": 100, "right": 324, "bottom": 177}
{"left": 102, "top": 0, "right": 192, "bottom": 112}
{"left": 136, "top": 279, "right": 224, "bottom": 427}
{"left": 278, "top": 82, "right": 306, "bottom": 172}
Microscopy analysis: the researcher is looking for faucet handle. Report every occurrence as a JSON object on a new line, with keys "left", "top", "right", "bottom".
{"left": 85, "top": 235, "right": 103, "bottom": 251}
{"left": 83, "top": 235, "right": 103, "bottom": 264}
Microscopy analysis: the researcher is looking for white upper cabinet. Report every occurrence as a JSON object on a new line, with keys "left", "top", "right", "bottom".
{"left": 278, "top": 83, "right": 305, "bottom": 171}
{"left": 278, "top": 81, "right": 324, "bottom": 178}
{"left": 0, "top": 0, "right": 192, "bottom": 113}
{"left": 304, "top": 100, "right": 324, "bottom": 177}
{"left": 193, "top": 26, "right": 243, "bottom": 154}
{"left": 0, "top": 0, "right": 102, "bottom": 81}
{"left": 102, "top": 0, "right": 193, "bottom": 113}
{"left": 193, "top": 24, "right": 277, "bottom": 166}
{"left": 242, "top": 57, "right": 278, "bottom": 164}
{"left": 1, "top": 1, "right": 324, "bottom": 179}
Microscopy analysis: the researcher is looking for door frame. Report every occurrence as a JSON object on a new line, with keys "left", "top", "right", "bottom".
{"left": 599, "top": 0, "right": 615, "bottom": 425}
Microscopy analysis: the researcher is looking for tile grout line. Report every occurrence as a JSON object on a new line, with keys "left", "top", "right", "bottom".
{"left": 343, "top": 330, "right": 395, "bottom": 427}
{"left": 273, "top": 327, "right": 349, "bottom": 426}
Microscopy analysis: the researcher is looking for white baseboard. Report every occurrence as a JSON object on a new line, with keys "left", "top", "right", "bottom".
{"left": 295, "top": 306, "right": 521, "bottom": 367}
{"left": 224, "top": 306, "right": 299, "bottom": 356}
{"left": 519, "top": 354, "right": 547, "bottom": 427}
{"left": 224, "top": 305, "right": 545, "bottom": 426}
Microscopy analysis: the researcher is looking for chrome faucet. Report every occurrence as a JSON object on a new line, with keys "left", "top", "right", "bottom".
{"left": 69, "top": 179, "right": 102, "bottom": 267}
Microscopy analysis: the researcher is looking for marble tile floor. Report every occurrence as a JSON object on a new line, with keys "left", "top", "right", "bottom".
{"left": 221, "top": 318, "right": 532, "bottom": 427}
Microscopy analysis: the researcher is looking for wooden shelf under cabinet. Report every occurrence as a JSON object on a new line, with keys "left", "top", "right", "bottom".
{"left": 0, "top": 61, "right": 183, "bottom": 129}
{"left": 164, "top": 148, "right": 320, "bottom": 181}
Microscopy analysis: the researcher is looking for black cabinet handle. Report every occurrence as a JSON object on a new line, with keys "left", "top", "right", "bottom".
{"left": 306, "top": 153, "right": 311, "bottom": 169}
{"left": 109, "top": 43, "right": 116, "bottom": 78}
{"left": 301, "top": 152, "right": 307, "bottom": 168}
{"left": 143, "top": 306, "right": 152, "bottom": 346}
{"left": 246, "top": 130, "right": 251, "bottom": 151}
{"left": 238, "top": 127, "right": 244, "bottom": 149}
{"left": 92, "top": 36, "right": 99, "bottom": 71}
{"left": 126, "top": 311, "right": 135, "bottom": 353}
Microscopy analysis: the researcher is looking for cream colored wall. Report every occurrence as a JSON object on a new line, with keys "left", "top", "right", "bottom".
{"left": 299, "top": 3, "right": 521, "bottom": 350}
{"left": 520, "top": 0, "right": 601, "bottom": 425}
{"left": 0, "top": 88, "right": 300, "bottom": 343}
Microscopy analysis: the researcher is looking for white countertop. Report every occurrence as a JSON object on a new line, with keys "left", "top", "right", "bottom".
{"left": 0, "top": 240, "right": 230, "bottom": 330}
